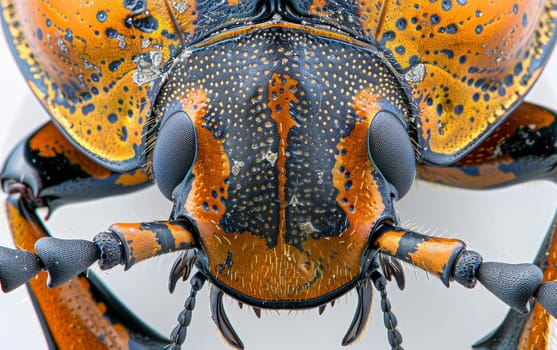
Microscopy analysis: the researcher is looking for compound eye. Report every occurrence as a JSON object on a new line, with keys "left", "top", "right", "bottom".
{"left": 152, "top": 111, "right": 197, "bottom": 200}
{"left": 368, "top": 111, "right": 416, "bottom": 200}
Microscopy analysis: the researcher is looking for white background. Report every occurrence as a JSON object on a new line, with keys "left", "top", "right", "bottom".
{"left": 1, "top": 22, "right": 557, "bottom": 350}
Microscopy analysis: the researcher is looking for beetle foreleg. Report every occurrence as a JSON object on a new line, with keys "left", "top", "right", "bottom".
{"left": 373, "top": 223, "right": 557, "bottom": 322}
{"left": 474, "top": 211, "right": 557, "bottom": 349}
{"left": 0, "top": 193, "right": 168, "bottom": 349}
{"left": 0, "top": 122, "right": 200, "bottom": 348}
{"left": 0, "top": 220, "right": 198, "bottom": 290}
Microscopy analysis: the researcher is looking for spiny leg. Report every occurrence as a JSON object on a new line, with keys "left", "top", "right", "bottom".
{"left": 0, "top": 210, "right": 198, "bottom": 348}
{"left": 2, "top": 122, "right": 152, "bottom": 210}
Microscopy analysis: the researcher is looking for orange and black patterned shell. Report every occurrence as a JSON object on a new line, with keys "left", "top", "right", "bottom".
{"left": 292, "top": 1, "right": 557, "bottom": 164}
{"left": 0, "top": 0, "right": 268, "bottom": 170}
{"left": 2, "top": 1, "right": 557, "bottom": 168}
{"left": 357, "top": 0, "right": 557, "bottom": 164}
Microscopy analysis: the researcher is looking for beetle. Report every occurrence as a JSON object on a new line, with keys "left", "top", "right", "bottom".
{"left": 1, "top": 1, "right": 557, "bottom": 349}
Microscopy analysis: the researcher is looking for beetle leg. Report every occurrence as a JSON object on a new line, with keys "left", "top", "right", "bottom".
{"left": 0, "top": 219, "right": 197, "bottom": 290}
{"left": 1, "top": 121, "right": 152, "bottom": 212}
{"left": 0, "top": 122, "right": 169, "bottom": 348}
{"left": 0, "top": 215, "right": 198, "bottom": 349}
{"left": 473, "top": 210, "right": 557, "bottom": 349}
{"left": 0, "top": 193, "right": 168, "bottom": 349}
{"left": 373, "top": 223, "right": 557, "bottom": 319}
{"left": 416, "top": 101, "right": 557, "bottom": 189}
{"left": 410, "top": 101, "right": 557, "bottom": 348}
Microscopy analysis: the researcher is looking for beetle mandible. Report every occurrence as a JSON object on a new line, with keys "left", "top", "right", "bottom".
{"left": 1, "top": 1, "right": 557, "bottom": 349}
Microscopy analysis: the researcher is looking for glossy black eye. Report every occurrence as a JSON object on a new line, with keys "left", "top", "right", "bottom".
{"left": 152, "top": 111, "right": 197, "bottom": 200}
{"left": 368, "top": 110, "right": 416, "bottom": 199}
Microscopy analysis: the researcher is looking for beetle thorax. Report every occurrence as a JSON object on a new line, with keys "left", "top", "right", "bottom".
{"left": 154, "top": 24, "right": 410, "bottom": 306}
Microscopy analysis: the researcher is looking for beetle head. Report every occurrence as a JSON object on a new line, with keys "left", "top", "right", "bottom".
{"left": 145, "top": 24, "right": 420, "bottom": 349}
{"left": 147, "top": 26, "right": 419, "bottom": 311}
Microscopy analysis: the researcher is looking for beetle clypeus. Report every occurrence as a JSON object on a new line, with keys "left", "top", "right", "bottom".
{"left": 1, "top": 1, "right": 557, "bottom": 349}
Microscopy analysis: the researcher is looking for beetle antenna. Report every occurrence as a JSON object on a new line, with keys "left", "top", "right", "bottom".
{"left": 166, "top": 271, "right": 206, "bottom": 350}
{"left": 371, "top": 270, "right": 405, "bottom": 350}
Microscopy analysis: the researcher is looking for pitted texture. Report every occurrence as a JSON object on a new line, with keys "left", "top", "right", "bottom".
{"left": 182, "top": 1, "right": 269, "bottom": 44}
{"left": 0, "top": 247, "right": 43, "bottom": 292}
{"left": 359, "top": 0, "right": 557, "bottom": 164}
{"left": 155, "top": 26, "right": 409, "bottom": 304}
{"left": 156, "top": 28, "right": 408, "bottom": 248}
{"left": 35, "top": 238, "right": 99, "bottom": 288}
{"left": 478, "top": 262, "right": 543, "bottom": 313}
{"left": 3, "top": 0, "right": 556, "bottom": 170}
{"left": 453, "top": 250, "right": 482, "bottom": 288}
{"left": 281, "top": 0, "right": 365, "bottom": 39}
{"left": 93, "top": 231, "right": 124, "bottom": 270}
{"left": 536, "top": 281, "right": 557, "bottom": 317}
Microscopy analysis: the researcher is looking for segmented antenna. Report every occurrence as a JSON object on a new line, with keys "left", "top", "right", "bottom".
{"left": 166, "top": 271, "right": 206, "bottom": 350}
{"left": 371, "top": 271, "right": 404, "bottom": 350}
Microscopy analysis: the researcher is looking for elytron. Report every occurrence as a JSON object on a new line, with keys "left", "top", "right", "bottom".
{"left": 1, "top": 0, "right": 557, "bottom": 349}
